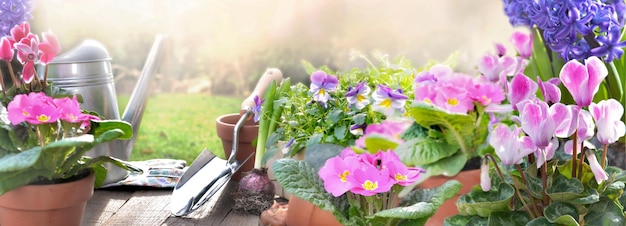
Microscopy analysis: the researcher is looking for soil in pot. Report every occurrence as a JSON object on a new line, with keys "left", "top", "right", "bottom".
{"left": 216, "top": 113, "right": 259, "bottom": 181}
{"left": 0, "top": 169, "right": 95, "bottom": 226}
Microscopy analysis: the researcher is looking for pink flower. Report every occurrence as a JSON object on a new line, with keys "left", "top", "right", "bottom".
{"left": 508, "top": 74, "right": 538, "bottom": 111}
{"left": 9, "top": 22, "right": 30, "bottom": 44}
{"left": 469, "top": 80, "right": 505, "bottom": 106}
{"left": 0, "top": 37, "right": 14, "bottom": 62}
{"left": 510, "top": 31, "right": 533, "bottom": 58}
{"left": 589, "top": 99, "right": 626, "bottom": 145}
{"left": 318, "top": 155, "right": 360, "bottom": 197}
{"left": 517, "top": 99, "right": 566, "bottom": 148}
{"left": 480, "top": 160, "right": 491, "bottom": 191}
{"left": 433, "top": 84, "right": 474, "bottom": 114}
{"left": 14, "top": 37, "right": 40, "bottom": 83}
{"left": 53, "top": 96, "right": 84, "bottom": 123}
{"left": 355, "top": 120, "right": 410, "bottom": 148}
{"left": 347, "top": 164, "right": 394, "bottom": 196}
{"left": 386, "top": 160, "right": 423, "bottom": 186}
{"left": 7, "top": 92, "right": 59, "bottom": 125}
{"left": 38, "top": 31, "right": 61, "bottom": 64}
{"left": 559, "top": 56, "right": 607, "bottom": 107}
{"left": 477, "top": 54, "right": 517, "bottom": 83}
{"left": 490, "top": 124, "right": 535, "bottom": 165}
{"left": 537, "top": 77, "right": 561, "bottom": 104}
{"left": 586, "top": 150, "right": 608, "bottom": 184}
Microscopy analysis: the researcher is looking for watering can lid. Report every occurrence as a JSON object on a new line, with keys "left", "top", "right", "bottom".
{"left": 50, "top": 39, "right": 112, "bottom": 64}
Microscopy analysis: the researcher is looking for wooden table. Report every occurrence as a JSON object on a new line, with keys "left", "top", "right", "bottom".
{"left": 82, "top": 181, "right": 261, "bottom": 226}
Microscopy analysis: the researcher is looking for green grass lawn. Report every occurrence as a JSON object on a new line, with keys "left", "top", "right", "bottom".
{"left": 117, "top": 93, "right": 243, "bottom": 164}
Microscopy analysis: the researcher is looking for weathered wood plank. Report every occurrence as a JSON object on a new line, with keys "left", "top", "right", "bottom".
{"left": 98, "top": 190, "right": 172, "bottom": 225}
{"left": 82, "top": 190, "right": 134, "bottom": 226}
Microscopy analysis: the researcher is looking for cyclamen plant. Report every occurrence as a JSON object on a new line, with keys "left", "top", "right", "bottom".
{"left": 446, "top": 54, "right": 626, "bottom": 225}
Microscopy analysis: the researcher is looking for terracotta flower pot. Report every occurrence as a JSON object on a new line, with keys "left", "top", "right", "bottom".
{"left": 216, "top": 113, "right": 259, "bottom": 181}
{"left": 286, "top": 195, "right": 342, "bottom": 226}
{"left": 418, "top": 169, "right": 481, "bottom": 226}
{"left": 0, "top": 170, "right": 95, "bottom": 226}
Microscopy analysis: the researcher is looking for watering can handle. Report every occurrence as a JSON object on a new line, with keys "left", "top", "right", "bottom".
{"left": 240, "top": 68, "right": 283, "bottom": 115}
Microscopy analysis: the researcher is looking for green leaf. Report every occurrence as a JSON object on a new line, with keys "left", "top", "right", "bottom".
{"left": 328, "top": 109, "right": 343, "bottom": 124}
{"left": 301, "top": 60, "right": 317, "bottom": 75}
{"left": 603, "top": 181, "right": 625, "bottom": 201}
{"left": 546, "top": 175, "right": 585, "bottom": 202}
{"left": 444, "top": 215, "right": 487, "bottom": 226}
{"left": 395, "top": 136, "right": 457, "bottom": 166}
{"left": 570, "top": 189, "right": 600, "bottom": 205}
{"left": 92, "top": 120, "right": 132, "bottom": 140}
{"left": 364, "top": 134, "right": 399, "bottom": 153}
{"left": 0, "top": 169, "right": 50, "bottom": 195}
{"left": 420, "top": 151, "right": 468, "bottom": 177}
{"left": 304, "top": 143, "right": 344, "bottom": 171}
{"left": 333, "top": 125, "right": 347, "bottom": 141}
{"left": 526, "top": 217, "right": 555, "bottom": 226}
{"left": 0, "top": 147, "right": 42, "bottom": 172}
{"left": 353, "top": 113, "right": 366, "bottom": 125}
{"left": 487, "top": 211, "right": 531, "bottom": 226}
{"left": 529, "top": 27, "right": 554, "bottom": 81}
{"left": 0, "top": 125, "right": 16, "bottom": 151}
{"left": 456, "top": 183, "right": 515, "bottom": 217}
{"left": 584, "top": 200, "right": 626, "bottom": 226}
{"left": 407, "top": 102, "right": 480, "bottom": 157}
{"left": 544, "top": 201, "right": 579, "bottom": 224}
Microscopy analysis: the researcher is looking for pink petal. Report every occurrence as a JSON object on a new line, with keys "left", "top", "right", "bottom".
{"left": 559, "top": 60, "right": 587, "bottom": 105}
{"left": 586, "top": 150, "right": 608, "bottom": 184}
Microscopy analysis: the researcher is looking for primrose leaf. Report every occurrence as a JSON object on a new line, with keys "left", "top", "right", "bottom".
{"left": 0, "top": 147, "right": 42, "bottom": 173}
{"left": 419, "top": 151, "right": 467, "bottom": 177}
{"left": 395, "top": 136, "right": 457, "bottom": 166}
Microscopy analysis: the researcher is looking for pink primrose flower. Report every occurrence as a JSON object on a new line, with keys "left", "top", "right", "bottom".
{"left": 347, "top": 163, "right": 394, "bottom": 196}
{"left": 589, "top": 99, "right": 626, "bottom": 144}
{"left": 559, "top": 56, "right": 607, "bottom": 107}
{"left": 53, "top": 96, "right": 84, "bottom": 123}
{"left": 318, "top": 155, "right": 360, "bottom": 197}
{"left": 469, "top": 80, "right": 505, "bottom": 106}
{"left": 8, "top": 92, "right": 59, "bottom": 125}
{"left": 433, "top": 84, "right": 474, "bottom": 114}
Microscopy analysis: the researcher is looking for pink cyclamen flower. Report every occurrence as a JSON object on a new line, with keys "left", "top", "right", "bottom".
{"left": 310, "top": 70, "right": 338, "bottom": 107}
{"left": 38, "top": 31, "right": 61, "bottom": 64}
{"left": 490, "top": 124, "right": 535, "bottom": 165}
{"left": 347, "top": 163, "right": 394, "bottom": 196}
{"left": 14, "top": 37, "right": 40, "bottom": 83}
{"left": 559, "top": 56, "right": 608, "bottom": 107}
{"left": 586, "top": 150, "right": 608, "bottom": 184}
{"left": 371, "top": 85, "right": 407, "bottom": 116}
{"left": 318, "top": 155, "right": 360, "bottom": 197}
{"left": 0, "top": 37, "right": 14, "bottom": 62}
{"left": 495, "top": 43, "right": 507, "bottom": 56}
{"left": 9, "top": 22, "right": 30, "bottom": 44}
{"left": 477, "top": 54, "right": 516, "bottom": 83}
{"left": 537, "top": 77, "right": 561, "bottom": 104}
{"left": 508, "top": 73, "right": 538, "bottom": 111}
{"left": 480, "top": 159, "right": 491, "bottom": 191}
{"left": 517, "top": 99, "right": 570, "bottom": 149}
{"left": 345, "top": 81, "right": 371, "bottom": 110}
{"left": 589, "top": 99, "right": 626, "bottom": 144}
{"left": 510, "top": 31, "right": 532, "bottom": 58}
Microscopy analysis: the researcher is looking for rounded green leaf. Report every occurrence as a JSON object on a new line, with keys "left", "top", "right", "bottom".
{"left": 457, "top": 183, "right": 515, "bottom": 217}
{"left": 584, "top": 200, "right": 626, "bottom": 226}
{"left": 395, "top": 136, "right": 457, "bottom": 166}
{"left": 546, "top": 175, "right": 585, "bottom": 202}
{"left": 544, "top": 202, "right": 579, "bottom": 224}
{"left": 487, "top": 211, "right": 531, "bottom": 226}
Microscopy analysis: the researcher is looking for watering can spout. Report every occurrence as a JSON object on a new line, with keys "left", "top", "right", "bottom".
{"left": 120, "top": 34, "right": 166, "bottom": 150}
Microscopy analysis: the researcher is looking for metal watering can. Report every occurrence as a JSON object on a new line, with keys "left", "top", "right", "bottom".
{"left": 42, "top": 35, "right": 166, "bottom": 184}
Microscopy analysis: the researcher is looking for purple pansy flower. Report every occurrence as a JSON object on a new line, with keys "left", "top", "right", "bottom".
{"left": 310, "top": 70, "right": 338, "bottom": 107}
{"left": 252, "top": 95, "right": 263, "bottom": 123}
{"left": 345, "top": 81, "right": 371, "bottom": 110}
{"left": 371, "top": 85, "right": 407, "bottom": 116}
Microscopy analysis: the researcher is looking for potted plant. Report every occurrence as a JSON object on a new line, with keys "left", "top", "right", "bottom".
{"left": 0, "top": 21, "right": 137, "bottom": 226}
{"left": 446, "top": 56, "right": 626, "bottom": 225}
{"left": 273, "top": 119, "right": 463, "bottom": 226}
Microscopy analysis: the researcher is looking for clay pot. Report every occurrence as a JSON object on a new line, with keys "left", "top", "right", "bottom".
{"left": 0, "top": 170, "right": 95, "bottom": 226}
{"left": 286, "top": 195, "right": 342, "bottom": 226}
{"left": 216, "top": 113, "right": 259, "bottom": 181}
{"left": 418, "top": 169, "right": 481, "bottom": 226}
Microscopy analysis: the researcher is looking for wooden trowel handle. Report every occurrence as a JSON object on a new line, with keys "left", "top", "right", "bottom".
{"left": 240, "top": 68, "right": 283, "bottom": 114}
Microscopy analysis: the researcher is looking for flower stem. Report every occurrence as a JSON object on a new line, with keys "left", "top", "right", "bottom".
{"left": 517, "top": 164, "right": 540, "bottom": 218}
{"left": 572, "top": 130, "right": 578, "bottom": 178}
{"left": 5, "top": 61, "right": 19, "bottom": 87}
{"left": 485, "top": 154, "right": 505, "bottom": 182}
{"left": 541, "top": 148, "right": 549, "bottom": 207}
{"left": 0, "top": 69, "right": 6, "bottom": 96}
{"left": 578, "top": 148, "right": 587, "bottom": 181}
{"left": 602, "top": 144, "right": 608, "bottom": 169}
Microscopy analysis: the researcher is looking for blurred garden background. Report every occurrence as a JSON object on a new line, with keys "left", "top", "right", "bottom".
{"left": 28, "top": 0, "right": 517, "bottom": 163}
